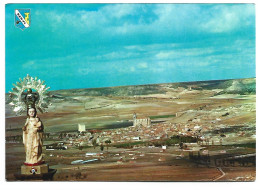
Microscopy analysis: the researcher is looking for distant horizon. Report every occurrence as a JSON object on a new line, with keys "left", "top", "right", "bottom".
{"left": 9, "top": 76, "right": 253, "bottom": 93}
{"left": 6, "top": 4, "right": 255, "bottom": 93}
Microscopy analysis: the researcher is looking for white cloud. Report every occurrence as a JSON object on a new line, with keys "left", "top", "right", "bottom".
{"left": 201, "top": 4, "right": 255, "bottom": 33}
{"left": 78, "top": 68, "right": 90, "bottom": 75}
{"left": 37, "top": 4, "right": 254, "bottom": 38}
{"left": 156, "top": 51, "right": 174, "bottom": 59}
{"left": 102, "top": 4, "right": 137, "bottom": 18}
{"left": 22, "top": 61, "right": 35, "bottom": 68}
{"left": 130, "top": 66, "right": 136, "bottom": 72}
{"left": 155, "top": 48, "right": 215, "bottom": 60}
{"left": 124, "top": 43, "right": 178, "bottom": 51}
{"left": 138, "top": 62, "right": 148, "bottom": 68}
{"left": 150, "top": 67, "right": 166, "bottom": 73}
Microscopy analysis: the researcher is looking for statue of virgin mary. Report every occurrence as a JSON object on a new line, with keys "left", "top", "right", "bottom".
{"left": 22, "top": 104, "right": 44, "bottom": 165}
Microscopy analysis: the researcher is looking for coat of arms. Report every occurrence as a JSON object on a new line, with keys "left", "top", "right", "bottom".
{"left": 15, "top": 9, "right": 31, "bottom": 30}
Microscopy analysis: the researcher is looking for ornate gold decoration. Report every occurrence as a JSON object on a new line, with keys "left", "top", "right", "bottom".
{"left": 9, "top": 74, "right": 51, "bottom": 115}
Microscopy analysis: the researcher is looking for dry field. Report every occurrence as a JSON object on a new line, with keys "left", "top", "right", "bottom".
{"left": 5, "top": 79, "right": 256, "bottom": 181}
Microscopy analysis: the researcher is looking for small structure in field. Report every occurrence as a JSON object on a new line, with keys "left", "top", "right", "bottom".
{"left": 78, "top": 124, "right": 86, "bottom": 133}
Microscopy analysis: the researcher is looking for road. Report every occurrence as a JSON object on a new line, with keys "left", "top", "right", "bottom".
{"left": 213, "top": 167, "right": 225, "bottom": 181}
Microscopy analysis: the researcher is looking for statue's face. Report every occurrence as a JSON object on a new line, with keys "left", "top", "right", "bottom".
{"left": 28, "top": 108, "right": 35, "bottom": 117}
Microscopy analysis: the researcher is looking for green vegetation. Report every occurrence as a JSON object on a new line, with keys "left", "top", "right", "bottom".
{"left": 92, "top": 139, "right": 97, "bottom": 149}
{"left": 169, "top": 78, "right": 255, "bottom": 95}
{"left": 203, "top": 143, "right": 256, "bottom": 152}
{"left": 105, "top": 140, "right": 111, "bottom": 150}
{"left": 50, "top": 78, "right": 255, "bottom": 98}
{"left": 152, "top": 135, "right": 198, "bottom": 147}
{"left": 170, "top": 83, "right": 189, "bottom": 89}
{"left": 216, "top": 79, "right": 256, "bottom": 95}
{"left": 169, "top": 79, "right": 233, "bottom": 90}
{"left": 228, "top": 143, "right": 256, "bottom": 149}
{"left": 216, "top": 90, "right": 256, "bottom": 96}
{"left": 54, "top": 84, "right": 166, "bottom": 97}
{"left": 100, "top": 144, "right": 104, "bottom": 151}
{"left": 114, "top": 136, "right": 198, "bottom": 148}
{"left": 149, "top": 114, "right": 175, "bottom": 119}
{"left": 114, "top": 141, "right": 146, "bottom": 148}
{"left": 78, "top": 145, "right": 91, "bottom": 150}
{"left": 201, "top": 80, "right": 233, "bottom": 90}
{"left": 46, "top": 120, "right": 133, "bottom": 133}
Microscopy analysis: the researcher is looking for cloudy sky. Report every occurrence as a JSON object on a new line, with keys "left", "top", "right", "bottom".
{"left": 5, "top": 4, "right": 255, "bottom": 92}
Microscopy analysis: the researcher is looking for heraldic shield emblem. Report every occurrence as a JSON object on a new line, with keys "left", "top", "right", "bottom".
{"left": 15, "top": 9, "right": 31, "bottom": 30}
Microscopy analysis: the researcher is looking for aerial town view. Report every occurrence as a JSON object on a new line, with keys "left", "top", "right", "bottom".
{"left": 5, "top": 3, "right": 255, "bottom": 182}
{"left": 5, "top": 78, "right": 256, "bottom": 181}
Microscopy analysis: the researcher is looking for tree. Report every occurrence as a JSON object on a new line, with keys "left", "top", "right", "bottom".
{"left": 179, "top": 142, "right": 184, "bottom": 149}
{"left": 100, "top": 144, "right": 104, "bottom": 151}
{"left": 105, "top": 140, "right": 111, "bottom": 151}
{"left": 92, "top": 139, "right": 97, "bottom": 149}
{"left": 79, "top": 145, "right": 83, "bottom": 150}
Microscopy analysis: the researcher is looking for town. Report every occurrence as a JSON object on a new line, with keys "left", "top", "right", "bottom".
{"left": 5, "top": 78, "right": 256, "bottom": 181}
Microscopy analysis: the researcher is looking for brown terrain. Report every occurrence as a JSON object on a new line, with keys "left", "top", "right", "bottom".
{"left": 5, "top": 78, "right": 256, "bottom": 181}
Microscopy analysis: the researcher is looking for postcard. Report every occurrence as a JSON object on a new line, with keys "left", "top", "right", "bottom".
{"left": 5, "top": 3, "right": 255, "bottom": 181}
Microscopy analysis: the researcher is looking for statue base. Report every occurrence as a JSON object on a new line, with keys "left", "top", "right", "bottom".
{"left": 14, "top": 163, "right": 56, "bottom": 181}
{"left": 21, "top": 163, "right": 49, "bottom": 175}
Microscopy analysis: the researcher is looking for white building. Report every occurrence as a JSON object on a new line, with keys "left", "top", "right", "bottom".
{"left": 194, "top": 125, "right": 202, "bottom": 131}
{"left": 133, "top": 113, "right": 151, "bottom": 127}
{"left": 78, "top": 124, "right": 86, "bottom": 133}
{"left": 132, "top": 137, "right": 141, "bottom": 141}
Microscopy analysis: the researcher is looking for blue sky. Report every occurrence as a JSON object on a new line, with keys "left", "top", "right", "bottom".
{"left": 5, "top": 4, "right": 255, "bottom": 92}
